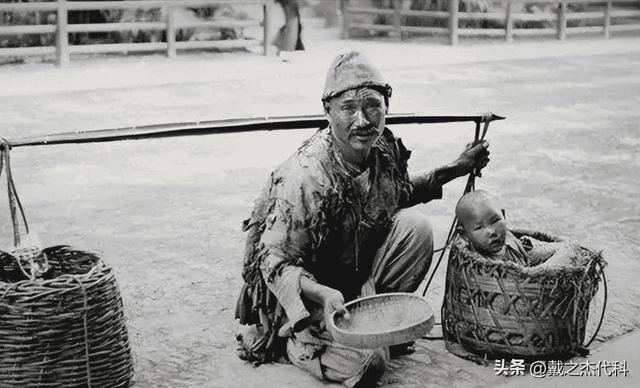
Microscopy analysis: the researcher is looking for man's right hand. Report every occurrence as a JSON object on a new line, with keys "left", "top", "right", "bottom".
{"left": 300, "top": 277, "right": 350, "bottom": 327}
{"left": 321, "top": 287, "right": 350, "bottom": 327}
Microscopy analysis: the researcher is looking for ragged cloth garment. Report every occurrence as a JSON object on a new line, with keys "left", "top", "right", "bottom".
{"left": 234, "top": 126, "right": 442, "bottom": 364}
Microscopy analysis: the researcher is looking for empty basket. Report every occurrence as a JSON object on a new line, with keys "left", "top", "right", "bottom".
{"left": 0, "top": 245, "right": 133, "bottom": 387}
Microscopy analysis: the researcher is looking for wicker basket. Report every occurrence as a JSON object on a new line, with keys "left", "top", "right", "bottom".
{"left": 0, "top": 245, "right": 133, "bottom": 387}
{"left": 328, "top": 292, "right": 435, "bottom": 349}
{"left": 442, "top": 229, "right": 605, "bottom": 361}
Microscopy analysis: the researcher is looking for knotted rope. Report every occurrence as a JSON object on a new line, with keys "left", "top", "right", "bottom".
{"left": 0, "top": 138, "right": 29, "bottom": 247}
{"left": 0, "top": 138, "right": 51, "bottom": 281}
{"left": 422, "top": 114, "right": 493, "bottom": 297}
{"left": 73, "top": 274, "right": 94, "bottom": 388}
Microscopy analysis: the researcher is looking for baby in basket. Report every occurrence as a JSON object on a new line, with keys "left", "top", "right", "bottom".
{"left": 454, "top": 190, "right": 578, "bottom": 267}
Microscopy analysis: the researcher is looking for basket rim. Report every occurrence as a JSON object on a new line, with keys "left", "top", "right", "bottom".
{"left": 0, "top": 260, "right": 107, "bottom": 289}
{"left": 1, "top": 246, "right": 106, "bottom": 287}
{"left": 452, "top": 231, "right": 604, "bottom": 275}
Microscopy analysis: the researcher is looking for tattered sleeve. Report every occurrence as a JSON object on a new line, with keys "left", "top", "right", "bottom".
{"left": 394, "top": 136, "right": 443, "bottom": 207}
{"left": 257, "top": 163, "right": 323, "bottom": 332}
{"left": 409, "top": 172, "right": 444, "bottom": 205}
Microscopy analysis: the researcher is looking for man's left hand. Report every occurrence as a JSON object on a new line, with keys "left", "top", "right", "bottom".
{"left": 456, "top": 140, "right": 490, "bottom": 176}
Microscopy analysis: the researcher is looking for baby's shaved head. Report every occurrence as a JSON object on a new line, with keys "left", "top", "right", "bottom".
{"left": 455, "top": 190, "right": 496, "bottom": 221}
{"left": 455, "top": 190, "right": 507, "bottom": 254}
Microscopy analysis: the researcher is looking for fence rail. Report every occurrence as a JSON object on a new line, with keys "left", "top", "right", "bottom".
{"left": 341, "top": 0, "right": 640, "bottom": 44}
{"left": 0, "top": 0, "right": 270, "bottom": 66}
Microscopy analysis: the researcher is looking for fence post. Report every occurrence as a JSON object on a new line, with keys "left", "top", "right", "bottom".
{"left": 56, "top": 0, "right": 69, "bottom": 67}
{"left": 604, "top": 0, "right": 612, "bottom": 39}
{"left": 341, "top": 0, "right": 350, "bottom": 39}
{"left": 505, "top": 1, "right": 513, "bottom": 43}
{"left": 392, "top": 0, "right": 402, "bottom": 40}
{"left": 263, "top": 1, "right": 270, "bottom": 55}
{"left": 166, "top": 7, "right": 176, "bottom": 58}
{"left": 449, "top": 0, "right": 459, "bottom": 45}
{"left": 557, "top": 0, "right": 567, "bottom": 40}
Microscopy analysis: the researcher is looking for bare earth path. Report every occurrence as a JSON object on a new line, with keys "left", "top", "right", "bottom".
{"left": 0, "top": 25, "right": 639, "bottom": 387}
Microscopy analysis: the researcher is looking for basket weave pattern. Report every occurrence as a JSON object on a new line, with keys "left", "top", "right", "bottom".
{"left": 442, "top": 229, "right": 604, "bottom": 359}
{"left": 0, "top": 246, "right": 133, "bottom": 387}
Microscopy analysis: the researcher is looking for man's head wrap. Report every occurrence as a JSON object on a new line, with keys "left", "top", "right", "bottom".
{"left": 321, "top": 51, "right": 392, "bottom": 104}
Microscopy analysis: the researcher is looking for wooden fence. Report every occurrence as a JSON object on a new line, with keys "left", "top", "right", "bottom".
{"left": 341, "top": 0, "right": 640, "bottom": 45}
{"left": 0, "top": 0, "right": 270, "bottom": 66}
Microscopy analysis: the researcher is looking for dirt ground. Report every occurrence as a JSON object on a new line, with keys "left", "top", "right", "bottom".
{"left": 0, "top": 17, "right": 639, "bottom": 388}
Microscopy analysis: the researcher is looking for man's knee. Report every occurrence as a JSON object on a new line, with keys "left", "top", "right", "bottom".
{"left": 394, "top": 208, "right": 434, "bottom": 251}
{"left": 371, "top": 207, "right": 435, "bottom": 294}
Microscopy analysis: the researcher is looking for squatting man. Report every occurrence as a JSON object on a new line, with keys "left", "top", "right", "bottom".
{"left": 234, "top": 51, "right": 490, "bottom": 387}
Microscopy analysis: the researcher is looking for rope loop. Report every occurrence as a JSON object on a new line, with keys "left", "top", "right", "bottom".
{"left": 0, "top": 138, "right": 30, "bottom": 248}
{"left": 584, "top": 259, "right": 608, "bottom": 348}
{"left": 0, "top": 137, "right": 11, "bottom": 152}
{"left": 0, "top": 138, "right": 47, "bottom": 281}
{"left": 13, "top": 246, "right": 50, "bottom": 281}
{"left": 71, "top": 275, "right": 94, "bottom": 388}
{"left": 423, "top": 113, "right": 497, "bottom": 296}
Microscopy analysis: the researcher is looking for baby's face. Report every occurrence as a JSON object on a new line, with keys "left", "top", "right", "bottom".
{"left": 459, "top": 201, "right": 507, "bottom": 255}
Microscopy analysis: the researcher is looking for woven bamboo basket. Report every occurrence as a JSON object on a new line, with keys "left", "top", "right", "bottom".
{"left": 328, "top": 292, "right": 435, "bottom": 349}
{"left": 442, "top": 229, "right": 605, "bottom": 361}
{"left": 0, "top": 245, "right": 133, "bottom": 387}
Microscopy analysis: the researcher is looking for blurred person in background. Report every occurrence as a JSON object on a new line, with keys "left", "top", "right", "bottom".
{"left": 273, "top": 0, "right": 305, "bottom": 58}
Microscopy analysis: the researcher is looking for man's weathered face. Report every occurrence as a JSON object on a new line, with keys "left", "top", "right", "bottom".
{"left": 326, "top": 88, "right": 386, "bottom": 161}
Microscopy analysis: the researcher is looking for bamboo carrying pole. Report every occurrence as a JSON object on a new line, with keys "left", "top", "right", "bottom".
{"left": 8, "top": 114, "right": 505, "bottom": 149}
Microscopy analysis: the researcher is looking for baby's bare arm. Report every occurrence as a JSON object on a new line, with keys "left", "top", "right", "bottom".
{"left": 528, "top": 239, "right": 579, "bottom": 267}
{"left": 528, "top": 240, "right": 560, "bottom": 264}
